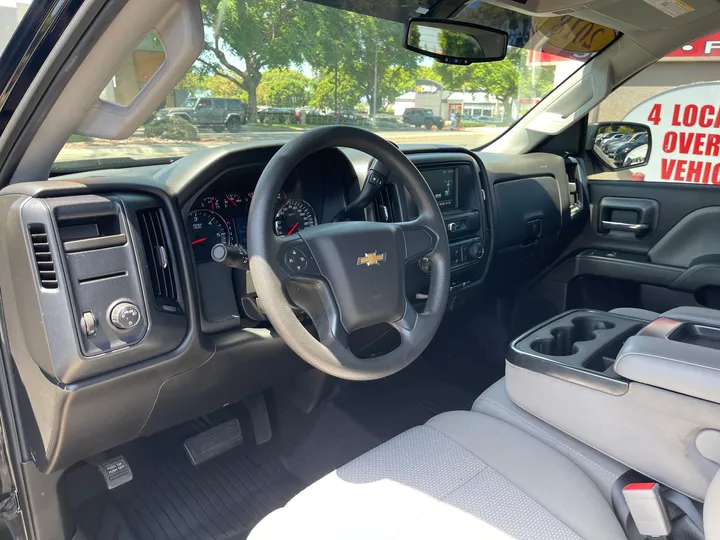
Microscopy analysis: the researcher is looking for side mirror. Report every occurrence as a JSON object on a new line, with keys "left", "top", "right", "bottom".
{"left": 404, "top": 18, "right": 508, "bottom": 65}
{"left": 587, "top": 122, "right": 652, "bottom": 171}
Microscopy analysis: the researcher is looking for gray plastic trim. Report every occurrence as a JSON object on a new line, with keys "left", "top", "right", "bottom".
{"left": 650, "top": 207, "right": 720, "bottom": 268}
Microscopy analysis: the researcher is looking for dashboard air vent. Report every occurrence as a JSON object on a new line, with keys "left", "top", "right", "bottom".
{"left": 29, "top": 224, "right": 58, "bottom": 289}
{"left": 137, "top": 208, "right": 179, "bottom": 311}
{"left": 373, "top": 184, "right": 398, "bottom": 222}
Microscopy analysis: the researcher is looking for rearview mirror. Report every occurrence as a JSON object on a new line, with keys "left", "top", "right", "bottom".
{"left": 587, "top": 122, "right": 652, "bottom": 172}
{"left": 404, "top": 18, "right": 508, "bottom": 65}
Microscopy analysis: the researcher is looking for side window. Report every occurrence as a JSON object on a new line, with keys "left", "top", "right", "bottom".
{"left": 197, "top": 98, "right": 211, "bottom": 109}
{"left": 589, "top": 31, "right": 720, "bottom": 184}
{"left": 227, "top": 100, "right": 243, "bottom": 111}
{"left": 213, "top": 98, "right": 226, "bottom": 110}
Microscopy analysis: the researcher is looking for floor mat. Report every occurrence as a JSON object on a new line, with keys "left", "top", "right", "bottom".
{"left": 280, "top": 362, "right": 476, "bottom": 485}
{"left": 76, "top": 352, "right": 486, "bottom": 539}
{"left": 76, "top": 425, "right": 304, "bottom": 540}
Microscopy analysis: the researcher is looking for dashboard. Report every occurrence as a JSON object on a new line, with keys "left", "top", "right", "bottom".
{"left": 0, "top": 141, "right": 574, "bottom": 475}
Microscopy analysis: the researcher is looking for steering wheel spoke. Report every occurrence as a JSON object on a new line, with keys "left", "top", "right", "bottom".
{"left": 397, "top": 218, "right": 438, "bottom": 263}
{"left": 390, "top": 299, "right": 420, "bottom": 333}
{"left": 284, "top": 277, "right": 349, "bottom": 349}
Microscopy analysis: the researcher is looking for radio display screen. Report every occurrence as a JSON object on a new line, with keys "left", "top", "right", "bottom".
{"left": 422, "top": 168, "right": 456, "bottom": 209}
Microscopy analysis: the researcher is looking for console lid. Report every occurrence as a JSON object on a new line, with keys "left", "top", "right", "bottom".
{"left": 615, "top": 307, "right": 720, "bottom": 405}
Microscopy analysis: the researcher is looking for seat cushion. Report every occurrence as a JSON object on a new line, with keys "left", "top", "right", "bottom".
{"left": 473, "top": 379, "right": 629, "bottom": 500}
{"left": 250, "top": 412, "right": 626, "bottom": 540}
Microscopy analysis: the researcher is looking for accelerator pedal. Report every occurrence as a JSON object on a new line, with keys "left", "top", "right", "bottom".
{"left": 184, "top": 418, "right": 243, "bottom": 466}
{"left": 247, "top": 392, "right": 272, "bottom": 445}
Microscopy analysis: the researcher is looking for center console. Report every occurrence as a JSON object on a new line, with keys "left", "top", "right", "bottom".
{"left": 507, "top": 307, "right": 720, "bottom": 502}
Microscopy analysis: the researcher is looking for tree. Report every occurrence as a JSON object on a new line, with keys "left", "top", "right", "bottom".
{"left": 301, "top": 7, "right": 420, "bottom": 114}
{"left": 176, "top": 70, "right": 249, "bottom": 101}
{"left": 309, "top": 69, "right": 362, "bottom": 111}
{"left": 256, "top": 69, "right": 309, "bottom": 107}
{"left": 177, "top": 71, "right": 208, "bottom": 97}
{"left": 200, "top": 0, "right": 310, "bottom": 121}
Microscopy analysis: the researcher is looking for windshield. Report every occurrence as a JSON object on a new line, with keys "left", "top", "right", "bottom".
{"left": 5, "top": 0, "right": 618, "bottom": 169}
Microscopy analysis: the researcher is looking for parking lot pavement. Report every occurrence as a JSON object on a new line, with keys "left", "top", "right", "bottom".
{"left": 56, "top": 127, "right": 504, "bottom": 163}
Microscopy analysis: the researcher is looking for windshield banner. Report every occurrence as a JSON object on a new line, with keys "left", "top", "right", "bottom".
{"left": 624, "top": 82, "right": 720, "bottom": 184}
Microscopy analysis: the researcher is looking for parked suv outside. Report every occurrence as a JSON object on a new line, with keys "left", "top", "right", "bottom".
{"left": 158, "top": 97, "right": 247, "bottom": 133}
{"left": 402, "top": 107, "right": 444, "bottom": 129}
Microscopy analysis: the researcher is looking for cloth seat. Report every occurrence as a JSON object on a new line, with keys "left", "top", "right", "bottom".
{"left": 473, "top": 379, "right": 629, "bottom": 501}
{"left": 249, "top": 410, "right": 627, "bottom": 539}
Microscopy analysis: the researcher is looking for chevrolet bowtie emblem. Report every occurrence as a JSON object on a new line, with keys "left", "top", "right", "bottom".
{"left": 357, "top": 252, "right": 386, "bottom": 266}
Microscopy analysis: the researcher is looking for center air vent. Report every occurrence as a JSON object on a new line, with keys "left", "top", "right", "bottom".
{"left": 373, "top": 184, "right": 398, "bottom": 222}
{"left": 137, "top": 208, "right": 180, "bottom": 312}
{"left": 29, "top": 224, "right": 58, "bottom": 289}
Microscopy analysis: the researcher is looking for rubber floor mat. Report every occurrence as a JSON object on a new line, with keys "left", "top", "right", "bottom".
{"left": 80, "top": 431, "right": 304, "bottom": 540}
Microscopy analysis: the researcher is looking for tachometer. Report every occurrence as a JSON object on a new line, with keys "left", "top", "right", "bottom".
{"left": 200, "top": 196, "right": 222, "bottom": 212}
{"left": 274, "top": 199, "right": 317, "bottom": 236}
{"left": 188, "top": 209, "right": 229, "bottom": 262}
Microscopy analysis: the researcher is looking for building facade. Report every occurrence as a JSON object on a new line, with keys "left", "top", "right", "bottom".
{"left": 393, "top": 79, "right": 500, "bottom": 121}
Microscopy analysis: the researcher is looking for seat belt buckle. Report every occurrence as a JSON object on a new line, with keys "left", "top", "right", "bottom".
{"left": 622, "top": 482, "right": 671, "bottom": 537}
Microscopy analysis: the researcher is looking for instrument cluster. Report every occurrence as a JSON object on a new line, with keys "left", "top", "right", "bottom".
{"left": 187, "top": 191, "right": 317, "bottom": 263}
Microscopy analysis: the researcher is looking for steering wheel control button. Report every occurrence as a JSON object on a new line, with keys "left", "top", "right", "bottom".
{"left": 285, "top": 247, "right": 309, "bottom": 272}
{"left": 81, "top": 312, "right": 97, "bottom": 337}
{"left": 110, "top": 302, "right": 141, "bottom": 331}
{"left": 281, "top": 242, "right": 319, "bottom": 276}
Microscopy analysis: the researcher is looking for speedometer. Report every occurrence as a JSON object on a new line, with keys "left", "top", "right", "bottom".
{"left": 274, "top": 199, "right": 317, "bottom": 236}
{"left": 188, "top": 209, "right": 229, "bottom": 262}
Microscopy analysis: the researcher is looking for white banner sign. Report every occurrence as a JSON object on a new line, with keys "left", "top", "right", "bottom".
{"left": 623, "top": 82, "right": 720, "bottom": 184}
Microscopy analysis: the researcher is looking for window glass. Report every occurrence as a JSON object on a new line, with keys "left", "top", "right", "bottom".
{"left": 52, "top": 0, "right": 618, "bottom": 167}
{"left": 590, "top": 31, "right": 720, "bottom": 184}
{"left": 0, "top": 1, "right": 31, "bottom": 59}
{"left": 227, "top": 100, "right": 244, "bottom": 111}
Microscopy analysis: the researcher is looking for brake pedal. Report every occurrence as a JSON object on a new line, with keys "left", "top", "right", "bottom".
{"left": 88, "top": 455, "right": 133, "bottom": 490}
{"left": 184, "top": 419, "right": 243, "bottom": 466}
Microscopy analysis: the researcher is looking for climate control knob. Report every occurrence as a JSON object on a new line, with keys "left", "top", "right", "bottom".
{"left": 110, "top": 302, "right": 141, "bottom": 331}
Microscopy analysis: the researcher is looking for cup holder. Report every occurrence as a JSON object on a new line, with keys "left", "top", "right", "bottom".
{"left": 530, "top": 317, "right": 615, "bottom": 357}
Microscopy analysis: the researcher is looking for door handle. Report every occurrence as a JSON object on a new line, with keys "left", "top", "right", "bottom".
{"left": 600, "top": 221, "right": 650, "bottom": 233}
{"left": 598, "top": 197, "right": 658, "bottom": 238}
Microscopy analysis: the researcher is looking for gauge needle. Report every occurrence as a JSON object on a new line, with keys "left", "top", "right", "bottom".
{"left": 192, "top": 237, "right": 207, "bottom": 245}
{"left": 287, "top": 222, "right": 299, "bottom": 235}
{"left": 226, "top": 196, "right": 237, "bottom": 206}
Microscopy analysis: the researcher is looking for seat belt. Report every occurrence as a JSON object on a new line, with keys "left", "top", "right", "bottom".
{"left": 612, "top": 472, "right": 705, "bottom": 540}
{"left": 663, "top": 489, "right": 703, "bottom": 533}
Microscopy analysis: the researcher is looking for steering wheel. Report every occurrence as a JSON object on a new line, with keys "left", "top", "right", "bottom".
{"left": 247, "top": 126, "right": 450, "bottom": 380}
